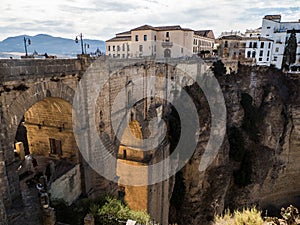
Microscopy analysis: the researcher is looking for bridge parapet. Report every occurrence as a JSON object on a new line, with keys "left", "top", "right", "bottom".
{"left": 0, "top": 59, "right": 84, "bottom": 82}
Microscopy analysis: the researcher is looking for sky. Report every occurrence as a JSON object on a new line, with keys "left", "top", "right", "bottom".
{"left": 1, "top": 0, "right": 300, "bottom": 41}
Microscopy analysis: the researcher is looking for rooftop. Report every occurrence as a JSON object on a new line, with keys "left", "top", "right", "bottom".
{"left": 194, "top": 30, "right": 215, "bottom": 39}
{"left": 106, "top": 36, "right": 131, "bottom": 42}
{"left": 264, "top": 15, "right": 281, "bottom": 22}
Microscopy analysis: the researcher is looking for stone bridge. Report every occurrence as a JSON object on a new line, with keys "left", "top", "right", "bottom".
{"left": 0, "top": 56, "right": 212, "bottom": 225}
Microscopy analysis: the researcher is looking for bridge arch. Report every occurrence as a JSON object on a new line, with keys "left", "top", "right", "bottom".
{"left": 6, "top": 81, "right": 75, "bottom": 148}
{"left": 2, "top": 81, "right": 76, "bottom": 202}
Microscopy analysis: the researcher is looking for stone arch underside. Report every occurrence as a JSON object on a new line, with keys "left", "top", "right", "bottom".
{"left": 1, "top": 81, "right": 75, "bottom": 205}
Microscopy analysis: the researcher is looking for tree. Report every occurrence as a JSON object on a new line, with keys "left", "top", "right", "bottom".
{"left": 283, "top": 29, "right": 297, "bottom": 68}
{"left": 212, "top": 60, "right": 227, "bottom": 76}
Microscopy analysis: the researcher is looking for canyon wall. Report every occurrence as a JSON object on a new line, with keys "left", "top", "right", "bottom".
{"left": 170, "top": 65, "right": 300, "bottom": 224}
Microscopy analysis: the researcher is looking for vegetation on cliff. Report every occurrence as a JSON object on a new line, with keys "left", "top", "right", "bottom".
{"left": 215, "top": 205, "right": 300, "bottom": 225}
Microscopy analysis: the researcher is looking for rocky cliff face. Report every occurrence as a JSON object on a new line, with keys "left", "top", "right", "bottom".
{"left": 169, "top": 65, "right": 300, "bottom": 224}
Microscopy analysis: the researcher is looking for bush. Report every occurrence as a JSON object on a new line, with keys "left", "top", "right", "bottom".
{"left": 97, "top": 196, "right": 150, "bottom": 224}
{"left": 215, "top": 208, "right": 264, "bottom": 225}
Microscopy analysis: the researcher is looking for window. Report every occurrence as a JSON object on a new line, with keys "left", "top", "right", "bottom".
{"left": 122, "top": 54, "right": 125, "bottom": 58}
{"left": 259, "top": 50, "right": 263, "bottom": 57}
{"left": 266, "top": 34, "right": 270, "bottom": 37}
{"left": 267, "top": 26, "right": 271, "bottom": 29}
{"left": 260, "top": 42, "right": 264, "bottom": 48}
{"left": 267, "top": 51, "right": 270, "bottom": 57}
{"left": 135, "top": 35, "right": 139, "bottom": 41}
{"left": 252, "top": 52, "right": 256, "bottom": 58}
{"left": 154, "top": 35, "right": 156, "bottom": 41}
{"left": 49, "top": 138, "right": 62, "bottom": 156}
{"left": 127, "top": 44, "right": 130, "bottom": 51}
{"left": 166, "top": 32, "right": 170, "bottom": 42}
{"left": 274, "top": 56, "right": 278, "bottom": 61}
{"left": 108, "top": 46, "right": 111, "bottom": 51}
{"left": 259, "top": 58, "right": 262, "bottom": 61}
{"left": 154, "top": 46, "right": 156, "bottom": 52}
{"left": 123, "top": 150, "right": 127, "bottom": 159}
{"left": 249, "top": 42, "right": 253, "bottom": 48}
{"left": 181, "top": 48, "right": 183, "bottom": 53}
{"left": 117, "top": 46, "right": 120, "bottom": 51}
{"left": 253, "top": 42, "right": 257, "bottom": 48}
{"left": 122, "top": 44, "right": 125, "bottom": 51}
{"left": 139, "top": 45, "right": 143, "bottom": 52}
{"left": 268, "top": 42, "right": 271, "bottom": 48}
{"left": 113, "top": 46, "right": 115, "bottom": 51}
{"left": 247, "top": 51, "right": 251, "bottom": 58}
{"left": 267, "top": 58, "right": 269, "bottom": 61}
{"left": 144, "top": 35, "right": 147, "bottom": 41}
{"left": 225, "top": 41, "right": 228, "bottom": 48}
{"left": 275, "top": 47, "right": 279, "bottom": 53}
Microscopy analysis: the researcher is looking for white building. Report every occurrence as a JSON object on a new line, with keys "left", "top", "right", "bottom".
{"left": 244, "top": 37, "right": 274, "bottom": 66}
{"left": 260, "top": 15, "right": 300, "bottom": 69}
{"left": 106, "top": 25, "right": 215, "bottom": 59}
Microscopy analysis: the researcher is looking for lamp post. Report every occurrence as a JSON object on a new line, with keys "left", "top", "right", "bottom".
{"left": 23, "top": 37, "right": 31, "bottom": 56}
{"left": 75, "top": 33, "right": 84, "bottom": 54}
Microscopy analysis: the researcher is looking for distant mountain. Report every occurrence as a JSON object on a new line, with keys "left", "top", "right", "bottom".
{"left": 0, "top": 34, "right": 105, "bottom": 58}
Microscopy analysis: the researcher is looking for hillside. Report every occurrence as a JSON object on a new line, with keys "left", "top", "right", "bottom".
{"left": 0, "top": 34, "right": 105, "bottom": 58}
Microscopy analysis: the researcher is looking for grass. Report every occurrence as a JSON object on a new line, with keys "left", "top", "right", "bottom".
{"left": 215, "top": 208, "right": 264, "bottom": 225}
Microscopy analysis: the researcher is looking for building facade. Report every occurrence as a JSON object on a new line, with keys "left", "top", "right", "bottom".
{"left": 106, "top": 25, "right": 215, "bottom": 59}
{"left": 218, "top": 31, "right": 246, "bottom": 61}
{"left": 260, "top": 15, "right": 300, "bottom": 69}
{"left": 193, "top": 30, "right": 215, "bottom": 57}
{"left": 244, "top": 37, "right": 274, "bottom": 66}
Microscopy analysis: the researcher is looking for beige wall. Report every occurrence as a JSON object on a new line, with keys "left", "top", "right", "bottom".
{"left": 116, "top": 159, "right": 149, "bottom": 211}
{"left": 131, "top": 30, "right": 157, "bottom": 58}
{"left": 24, "top": 97, "right": 79, "bottom": 163}
{"left": 156, "top": 30, "right": 194, "bottom": 58}
{"left": 106, "top": 28, "right": 195, "bottom": 59}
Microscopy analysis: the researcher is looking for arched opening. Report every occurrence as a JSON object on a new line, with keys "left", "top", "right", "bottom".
{"left": 116, "top": 120, "right": 150, "bottom": 212}
{"left": 21, "top": 97, "right": 78, "bottom": 161}
{"left": 13, "top": 97, "right": 82, "bottom": 223}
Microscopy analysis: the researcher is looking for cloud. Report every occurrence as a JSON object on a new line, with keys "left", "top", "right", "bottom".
{"left": 1, "top": 0, "right": 300, "bottom": 41}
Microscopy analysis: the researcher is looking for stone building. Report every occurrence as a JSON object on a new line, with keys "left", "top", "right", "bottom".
{"left": 218, "top": 31, "right": 246, "bottom": 61}
{"left": 106, "top": 25, "right": 215, "bottom": 59}
{"left": 193, "top": 30, "right": 215, "bottom": 57}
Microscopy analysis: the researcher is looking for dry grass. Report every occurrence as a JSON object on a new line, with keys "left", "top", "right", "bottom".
{"left": 215, "top": 208, "right": 265, "bottom": 225}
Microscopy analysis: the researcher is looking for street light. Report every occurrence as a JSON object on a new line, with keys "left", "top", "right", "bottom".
{"left": 75, "top": 33, "right": 84, "bottom": 54}
{"left": 23, "top": 37, "right": 31, "bottom": 56}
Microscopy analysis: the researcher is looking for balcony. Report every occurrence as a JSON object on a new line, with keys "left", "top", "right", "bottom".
{"left": 162, "top": 41, "right": 173, "bottom": 48}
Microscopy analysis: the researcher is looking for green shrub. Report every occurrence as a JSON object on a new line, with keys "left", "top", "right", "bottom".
{"left": 97, "top": 196, "right": 150, "bottom": 224}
